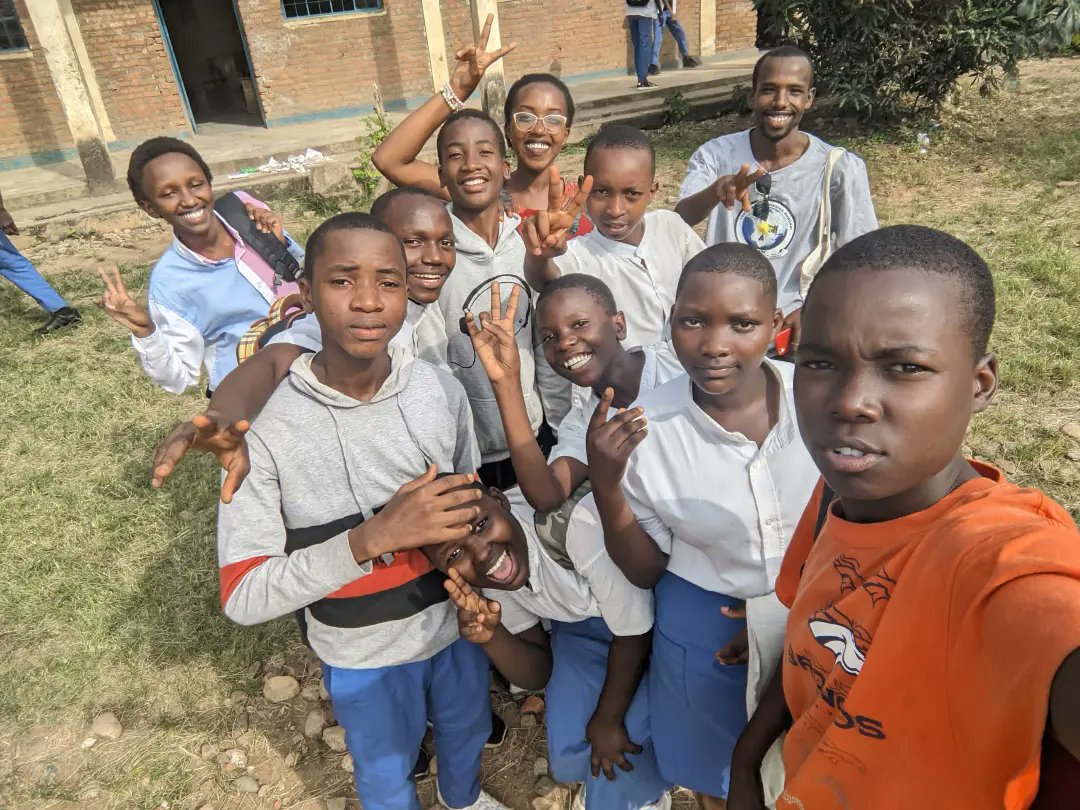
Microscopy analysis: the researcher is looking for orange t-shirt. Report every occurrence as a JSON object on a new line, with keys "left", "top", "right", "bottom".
{"left": 774, "top": 464, "right": 1080, "bottom": 809}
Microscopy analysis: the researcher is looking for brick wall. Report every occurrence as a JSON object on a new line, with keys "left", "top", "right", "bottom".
{"left": 72, "top": 0, "right": 189, "bottom": 140}
{"left": 716, "top": 0, "right": 756, "bottom": 52}
{"left": 234, "top": 0, "right": 433, "bottom": 124}
{"left": 0, "top": 0, "right": 72, "bottom": 160}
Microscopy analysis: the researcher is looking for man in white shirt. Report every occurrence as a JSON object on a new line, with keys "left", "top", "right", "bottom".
{"left": 424, "top": 485, "right": 671, "bottom": 810}
{"left": 675, "top": 47, "right": 877, "bottom": 351}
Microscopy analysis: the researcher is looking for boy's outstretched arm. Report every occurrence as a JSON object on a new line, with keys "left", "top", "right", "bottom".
{"left": 370, "top": 14, "right": 514, "bottom": 194}
{"left": 587, "top": 631, "right": 651, "bottom": 780}
{"left": 727, "top": 667, "right": 791, "bottom": 810}
{"left": 587, "top": 389, "right": 667, "bottom": 588}
{"left": 152, "top": 343, "right": 305, "bottom": 502}
{"left": 1050, "top": 646, "right": 1080, "bottom": 760}
{"left": 445, "top": 569, "right": 552, "bottom": 690}
{"left": 466, "top": 283, "right": 586, "bottom": 511}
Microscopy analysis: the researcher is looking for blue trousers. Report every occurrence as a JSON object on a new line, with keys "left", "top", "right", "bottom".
{"left": 0, "top": 230, "right": 67, "bottom": 313}
{"left": 628, "top": 16, "right": 654, "bottom": 84}
{"left": 653, "top": 10, "right": 690, "bottom": 63}
{"left": 548, "top": 617, "right": 669, "bottom": 810}
{"left": 650, "top": 573, "right": 749, "bottom": 799}
{"left": 324, "top": 638, "right": 491, "bottom": 810}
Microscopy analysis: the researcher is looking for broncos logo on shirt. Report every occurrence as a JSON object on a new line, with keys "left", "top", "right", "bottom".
{"left": 809, "top": 605, "right": 872, "bottom": 676}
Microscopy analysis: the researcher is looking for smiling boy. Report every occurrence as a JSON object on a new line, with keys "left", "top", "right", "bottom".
{"left": 675, "top": 47, "right": 877, "bottom": 350}
{"left": 727, "top": 225, "right": 1080, "bottom": 810}
{"left": 216, "top": 211, "right": 507, "bottom": 810}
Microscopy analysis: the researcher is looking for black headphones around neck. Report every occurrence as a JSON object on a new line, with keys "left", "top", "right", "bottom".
{"left": 457, "top": 273, "right": 534, "bottom": 337}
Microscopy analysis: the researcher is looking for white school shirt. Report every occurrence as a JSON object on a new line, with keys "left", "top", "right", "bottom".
{"left": 267, "top": 300, "right": 450, "bottom": 371}
{"left": 620, "top": 358, "right": 819, "bottom": 598}
{"left": 678, "top": 130, "right": 877, "bottom": 315}
{"left": 553, "top": 210, "right": 705, "bottom": 350}
{"left": 550, "top": 340, "right": 684, "bottom": 466}
{"left": 490, "top": 488, "right": 654, "bottom": 638}
{"left": 625, "top": 0, "right": 659, "bottom": 18}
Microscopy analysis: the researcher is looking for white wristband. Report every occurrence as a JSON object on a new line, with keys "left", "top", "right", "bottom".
{"left": 440, "top": 82, "right": 466, "bottom": 113}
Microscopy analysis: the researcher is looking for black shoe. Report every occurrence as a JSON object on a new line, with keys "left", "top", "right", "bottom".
{"left": 34, "top": 306, "right": 81, "bottom": 336}
{"left": 486, "top": 712, "right": 507, "bottom": 749}
{"left": 636, "top": 81, "right": 657, "bottom": 90}
{"left": 412, "top": 748, "right": 430, "bottom": 780}
{"left": 648, "top": 63, "right": 660, "bottom": 76}
{"left": 682, "top": 55, "right": 700, "bottom": 68}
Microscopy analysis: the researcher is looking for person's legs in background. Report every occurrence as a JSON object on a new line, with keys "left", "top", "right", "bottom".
{"left": 665, "top": 14, "right": 697, "bottom": 65}
{"left": 0, "top": 230, "right": 81, "bottom": 335}
{"left": 629, "top": 16, "right": 655, "bottom": 87}
{"left": 650, "top": 13, "right": 664, "bottom": 74}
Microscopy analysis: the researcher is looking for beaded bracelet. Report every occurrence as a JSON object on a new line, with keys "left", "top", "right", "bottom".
{"left": 440, "top": 82, "right": 465, "bottom": 112}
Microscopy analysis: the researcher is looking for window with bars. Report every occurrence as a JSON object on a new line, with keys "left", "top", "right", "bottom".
{"left": 282, "top": 0, "right": 383, "bottom": 19}
{"left": 0, "top": 0, "right": 28, "bottom": 52}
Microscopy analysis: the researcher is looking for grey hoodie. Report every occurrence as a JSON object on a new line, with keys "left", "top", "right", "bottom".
{"left": 437, "top": 211, "right": 547, "bottom": 462}
{"left": 216, "top": 346, "right": 480, "bottom": 670}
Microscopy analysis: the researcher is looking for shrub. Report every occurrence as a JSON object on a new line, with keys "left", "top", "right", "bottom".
{"left": 754, "top": 0, "right": 1080, "bottom": 120}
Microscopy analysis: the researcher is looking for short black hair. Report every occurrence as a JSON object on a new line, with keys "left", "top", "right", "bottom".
{"left": 369, "top": 186, "right": 445, "bottom": 222}
{"left": 538, "top": 273, "right": 618, "bottom": 317}
{"left": 806, "top": 225, "right": 996, "bottom": 357}
{"left": 504, "top": 73, "right": 576, "bottom": 129}
{"left": 436, "top": 109, "right": 507, "bottom": 163}
{"left": 676, "top": 243, "right": 778, "bottom": 304}
{"left": 303, "top": 212, "right": 403, "bottom": 280}
{"left": 127, "top": 136, "right": 213, "bottom": 203}
{"left": 752, "top": 45, "right": 815, "bottom": 88}
{"left": 583, "top": 123, "right": 655, "bottom": 176}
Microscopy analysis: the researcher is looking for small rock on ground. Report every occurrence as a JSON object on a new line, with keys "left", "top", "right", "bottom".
{"left": 520, "top": 713, "right": 537, "bottom": 728}
{"left": 264, "top": 675, "right": 301, "bottom": 703}
{"left": 234, "top": 775, "right": 260, "bottom": 794}
{"left": 319, "top": 678, "right": 330, "bottom": 701}
{"left": 284, "top": 751, "right": 299, "bottom": 768}
{"left": 327, "top": 800, "right": 348, "bottom": 810}
{"left": 81, "top": 737, "right": 96, "bottom": 749}
{"left": 341, "top": 753, "right": 355, "bottom": 773}
{"left": 91, "top": 712, "right": 123, "bottom": 741}
{"left": 322, "top": 725, "right": 347, "bottom": 752}
{"left": 1067, "top": 449, "right": 1080, "bottom": 462}
{"left": 1061, "top": 422, "right": 1080, "bottom": 443}
{"left": 534, "top": 775, "right": 557, "bottom": 796}
{"left": 301, "top": 681, "right": 321, "bottom": 701}
{"left": 200, "top": 742, "right": 217, "bottom": 760}
{"left": 218, "top": 748, "right": 248, "bottom": 773}
{"left": 533, "top": 756, "right": 549, "bottom": 776}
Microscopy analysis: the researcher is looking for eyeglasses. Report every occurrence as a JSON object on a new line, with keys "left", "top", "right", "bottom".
{"left": 512, "top": 111, "right": 569, "bottom": 133}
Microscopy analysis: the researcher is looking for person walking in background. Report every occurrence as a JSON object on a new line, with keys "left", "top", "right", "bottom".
{"left": 627, "top": 0, "right": 659, "bottom": 90}
{"left": 649, "top": 0, "right": 699, "bottom": 75}
{"left": 0, "top": 188, "right": 81, "bottom": 336}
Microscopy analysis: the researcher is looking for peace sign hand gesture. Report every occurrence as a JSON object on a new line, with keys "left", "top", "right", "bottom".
{"left": 585, "top": 387, "right": 648, "bottom": 490}
{"left": 715, "top": 163, "right": 767, "bottom": 213}
{"left": 449, "top": 13, "right": 518, "bottom": 101}
{"left": 464, "top": 281, "right": 522, "bottom": 386}
{"left": 522, "top": 166, "right": 593, "bottom": 259}
{"left": 445, "top": 568, "right": 503, "bottom": 645}
{"left": 97, "top": 263, "right": 155, "bottom": 338}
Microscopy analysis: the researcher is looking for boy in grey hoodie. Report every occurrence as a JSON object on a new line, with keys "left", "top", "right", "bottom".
{"left": 216, "top": 212, "right": 508, "bottom": 810}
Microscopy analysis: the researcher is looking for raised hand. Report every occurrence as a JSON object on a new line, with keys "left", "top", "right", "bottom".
{"left": 358, "top": 467, "right": 482, "bottom": 559}
{"left": 244, "top": 202, "right": 286, "bottom": 244}
{"left": 445, "top": 567, "right": 503, "bottom": 644}
{"left": 586, "top": 388, "right": 648, "bottom": 489}
{"left": 715, "top": 163, "right": 768, "bottom": 213}
{"left": 586, "top": 713, "right": 642, "bottom": 780}
{"left": 464, "top": 281, "right": 522, "bottom": 385}
{"left": 151, "top": 413, "right": 252, "bottom": 503}
{"left": 449, "top": 13, "right": 518, "bottom": 101}
{"left": 97, "top": 263, "right": 154, "bottom": 338}
{"left": 522, "top": 167, "right": 593, "bottom": 258}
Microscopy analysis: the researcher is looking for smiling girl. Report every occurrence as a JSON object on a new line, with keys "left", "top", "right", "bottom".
{"left": 99, "top": 137, "right": 302, "bottom": 395}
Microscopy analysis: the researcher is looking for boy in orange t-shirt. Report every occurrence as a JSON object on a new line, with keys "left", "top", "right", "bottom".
{"left": 726, "top": 224, "right": 1080, "bottom": 810}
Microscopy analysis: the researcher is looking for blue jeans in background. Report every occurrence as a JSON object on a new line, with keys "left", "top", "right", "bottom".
{"left": 653, "top": 9, "right": 690, "bottom": 63}
{"left": 0, "top": 230, "right": 68, "bottom": 313}
{"left": 629, "top": 15, "right": 655, "bottom": 84}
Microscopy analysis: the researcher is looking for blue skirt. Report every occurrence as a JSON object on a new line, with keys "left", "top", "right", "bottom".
{"left": 650, "top": 572, "right": 749, "bottom": 798}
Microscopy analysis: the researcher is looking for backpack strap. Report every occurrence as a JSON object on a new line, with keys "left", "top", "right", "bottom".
{"left": 236, "top": 293, "right": 306, "bottom": 364}
{"left": 813, "top": 481, "right": 834, "bottom": 541}
{"left": 798, "top": 147, "right": 846, "bottom": 299}
{"left": 214, "top": 191, "right": 302, "bottom": 285}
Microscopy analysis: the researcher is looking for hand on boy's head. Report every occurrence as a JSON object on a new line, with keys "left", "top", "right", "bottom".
{"left": 243, "top": 202, "right": 286, "bottom": 245}
{"left": 151, "top": 413, "right": 252, "bottom": 504}
{"left": 445, "top": 567, "right": 502, "bottom": 644}
{"left": 449, "top": 13, "right": 517, "bottom": 99}
{"left": 357, "top": 467, "right": 482, "bottom": 561}
{"left": 716, "top": 163, "right": 767, "bottom": 212}
{"left": 586, "top": 388, "right": 648, "bottom": 488}
{"left": 465, "top": 282, "right": 522, "bottom": 384}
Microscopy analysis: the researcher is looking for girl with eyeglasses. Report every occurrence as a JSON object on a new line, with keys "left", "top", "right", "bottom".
{"left": 372, "top": 36, "right": 592, "bottom": 238}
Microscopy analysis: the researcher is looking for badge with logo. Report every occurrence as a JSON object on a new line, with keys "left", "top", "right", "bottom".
{"left": 736, "top": 197, "right": 796, "bottom": 258}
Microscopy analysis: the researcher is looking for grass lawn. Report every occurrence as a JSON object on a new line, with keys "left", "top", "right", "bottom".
{"left": 0, "top": 57, "right": 1077, "bottom": 810}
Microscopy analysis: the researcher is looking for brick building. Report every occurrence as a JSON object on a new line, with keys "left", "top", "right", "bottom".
{"left": 0, "top": 0, "right": 755, "bottom": 178}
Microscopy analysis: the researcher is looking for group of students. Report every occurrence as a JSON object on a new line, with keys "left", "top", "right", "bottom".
{"left": 96, "top": 28, "right": 1080, "bottom": 810}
